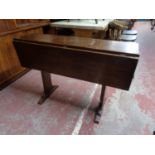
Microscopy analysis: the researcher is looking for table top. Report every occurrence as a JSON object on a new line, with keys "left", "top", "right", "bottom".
{"left": 14, "top": 34, "right": 139, "bottom": 57}
{"left": 50, "top": 19, "right": 113, "bottom": 31}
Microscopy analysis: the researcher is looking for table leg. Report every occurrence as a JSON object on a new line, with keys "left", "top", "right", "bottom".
{"left": 38, "top": 71, "right": 58, "bottom": 104}
{"left": 94, "top": 84, "right": 106, "bottom": 123}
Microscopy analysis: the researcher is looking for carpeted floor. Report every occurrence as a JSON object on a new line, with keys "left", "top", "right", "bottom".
{"left": 0, "top": 21, "right": 155, "bottom": 134}
{"left": 79, "top": 22, "right": 155, "bottom": 134}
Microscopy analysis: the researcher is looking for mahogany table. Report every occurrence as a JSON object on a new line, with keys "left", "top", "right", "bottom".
{"left": 13, "top": 34, "right": 139, "bottom": 123}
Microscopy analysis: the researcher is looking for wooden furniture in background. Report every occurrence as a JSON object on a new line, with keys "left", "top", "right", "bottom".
{"left": 49, "top": 19, "right": 113, "bottom": 39}
{"left": 0, "top": 19, "right": 49, "bottom": 89}
{"left": 13, "top": 34, "right": 139, "bottom": 123}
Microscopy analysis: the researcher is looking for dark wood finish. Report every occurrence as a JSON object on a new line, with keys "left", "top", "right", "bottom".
{"left": 13, "top": 34, "right": 139, "bottom": 57}
{"left": 13, "top": 34, "right": 139, "bottom": 123}
{"left": 94, "top": 84, "right": 106, "bottom": 123}
{"left": 38, "top": 71, "right": 58, "bottom": 104}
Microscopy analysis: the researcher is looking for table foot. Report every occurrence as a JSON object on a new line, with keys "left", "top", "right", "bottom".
{"left": 94, "top": 103, "right": 103, "bottom": 124}
{"left": 94, "top": 84, "right": 105, "bottom": 124}
{"left": 38, "top": 85, "right": 58, "bottom": 105}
